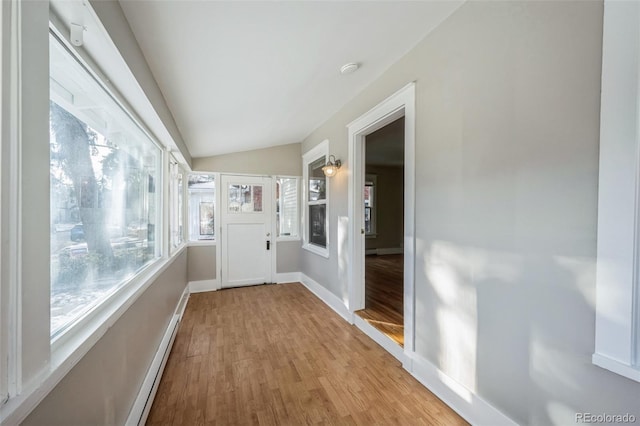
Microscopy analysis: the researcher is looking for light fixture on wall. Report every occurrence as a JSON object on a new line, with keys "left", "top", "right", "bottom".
{"left": 322, "top": 155, "right": 341, "bottom": 177}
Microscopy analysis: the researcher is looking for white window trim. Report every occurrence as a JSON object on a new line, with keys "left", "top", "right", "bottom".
{"left": 0, "top": 0, "right": 18, "bottom": 405}
{"left": 593, "top": 0, "right": 640, "bottom": 383}
{"left": 302, "top": 140, "right": 330, "bottom": 258}
{"left": 187, "top": 172, "right": 217, "bottom": 243}
{"left": 169, "top": 153, "right": 186, "bottom": 254}
{"left": 275, "top": 175, "right": 301, "bottom": 242}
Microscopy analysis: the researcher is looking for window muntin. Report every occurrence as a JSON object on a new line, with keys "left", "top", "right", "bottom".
{"left": 188, "top": 173, "right": 215, "bottom": 241}
{"left": 49, "top": 35, "right": 161, "bottom": 338}
{"left": 276, "top": 177, "right": 299, "bottom": 239}
{"left": 302, "top": 141, "right": 329, "bottom": 257}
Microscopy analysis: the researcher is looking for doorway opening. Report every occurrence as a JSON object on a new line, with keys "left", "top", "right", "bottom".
{"left": 355, "top": 117, "right": 405, "bottom": 346}
{"left": 347, "top": 82, "right": 415, "bottom": 363}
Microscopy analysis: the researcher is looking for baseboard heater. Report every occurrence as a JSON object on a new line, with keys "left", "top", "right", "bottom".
{"left": 126, "top": 313, "right": 181, "bottom": 426}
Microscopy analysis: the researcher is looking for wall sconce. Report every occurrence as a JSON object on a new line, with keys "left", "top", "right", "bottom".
{"left": 322, "top": 155, "right": 341, "bottom": 177}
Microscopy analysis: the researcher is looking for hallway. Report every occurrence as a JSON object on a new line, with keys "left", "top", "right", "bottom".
{"left": 147, "top": 283, "right": 465, "bottom": 425}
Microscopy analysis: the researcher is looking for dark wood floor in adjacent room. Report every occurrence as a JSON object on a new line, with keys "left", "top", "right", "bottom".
{"left": 146, "top": 283, "right": 466, "bottom": 426}
{"left": 356, "top": 254, "right": 404, "bottom": 347}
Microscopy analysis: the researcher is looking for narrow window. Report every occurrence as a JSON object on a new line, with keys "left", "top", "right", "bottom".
{"left": 276, "top": 177, "right": 299, "bottom": 239}
{"left": 302, "top": 140, "right": 329, "bottom": 257}
{"left": 188, "top": 173, "right": 216, "bottom": 241}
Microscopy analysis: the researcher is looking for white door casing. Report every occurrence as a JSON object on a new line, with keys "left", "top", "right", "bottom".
{"left": 347, "top": 82, "right": 416, "bottom": 363}
{"left": 220, "top": 174, "right": 273, "bottom": 288}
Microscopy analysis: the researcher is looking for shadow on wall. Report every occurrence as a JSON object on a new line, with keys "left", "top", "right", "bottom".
{"left": 417, "top": 239, "right": 640, "bottom": 425}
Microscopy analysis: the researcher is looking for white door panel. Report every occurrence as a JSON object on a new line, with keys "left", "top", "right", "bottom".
{"left": 226, "top": 223, "right": 267, "bottom": 284}
{"left": 221, "top": 175, "right": 273, "bottom": 288}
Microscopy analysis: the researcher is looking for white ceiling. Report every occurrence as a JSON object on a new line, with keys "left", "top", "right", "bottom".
{"left": 119, "top": 0, "right": 463, "bottom": 158}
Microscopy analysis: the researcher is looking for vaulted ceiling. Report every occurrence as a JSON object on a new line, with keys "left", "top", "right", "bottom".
{"left": 119, "top": 0, "right": 463, "bottom": 158}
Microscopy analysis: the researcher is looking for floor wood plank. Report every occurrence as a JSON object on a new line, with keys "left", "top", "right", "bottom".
{"left": 146, "top": 283, "right": 466, "bottom": 426}
{"left": 356, "top": 254, "right": 404, "bottom": 346}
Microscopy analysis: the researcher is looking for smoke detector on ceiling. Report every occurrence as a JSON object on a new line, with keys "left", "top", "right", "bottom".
{"left": 340, "top": 63, "right": 360, "bottom": 75}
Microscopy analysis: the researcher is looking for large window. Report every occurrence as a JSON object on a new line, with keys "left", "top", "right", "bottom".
{"left": 169, "top": 156, "right": 184, "bottom": 251}
{"left": 49, "top": 35, "right": 162, "bottom": 338}
{"left": 188, "top": 173, "right": 216, "bottom": 241}
{"left": 302, "top": 141, "right": 329, "bottom": 257}
{"left": 276, "top": 177, "right": 299, "bottom": 239}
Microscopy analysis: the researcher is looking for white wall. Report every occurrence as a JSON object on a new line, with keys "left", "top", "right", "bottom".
{"left": 193, "top": 142, "right": 301, "bottom": 176}
{"left": 187, "top": 245, "right": 216, "bottom": 282}
{"left": 276, "top": 241, "right": 301, "bottom": 274}
{"left": 300, "top": 1, "right": 640, "bottom": 424}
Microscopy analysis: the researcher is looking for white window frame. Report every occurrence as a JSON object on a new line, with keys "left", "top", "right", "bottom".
{"left": 169, "top": 154, "right": 185, "bottom": 253}
{"left": 275, "top": 176, "right": 301, "bottom": 242}
{"left": 187, "top": 172, "right": 217, "bottom": 245}
{"left": 302, "top": 140, "right": 330, "bottom": 258}
{"left": 0, "top": 0, "right": 8, "bottom": 404}
{"left": 593, "top": 0, "right": 640, "bottom": 383}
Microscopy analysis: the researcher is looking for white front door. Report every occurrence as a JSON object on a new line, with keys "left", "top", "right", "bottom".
{"left": 220, "top": 174, "right": 273, "bottom": 288}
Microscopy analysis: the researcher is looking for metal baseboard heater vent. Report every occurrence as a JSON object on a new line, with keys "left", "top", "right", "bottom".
{"left": 127, "top": 287, "right": 189, "bottom": 426}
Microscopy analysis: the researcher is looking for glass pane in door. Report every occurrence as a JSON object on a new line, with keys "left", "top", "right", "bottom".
{"left": 228, "top": 184, "right": 263, "bottom": 213}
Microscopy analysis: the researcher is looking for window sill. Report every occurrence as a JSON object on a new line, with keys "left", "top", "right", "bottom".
{"left": 0, "top": 246, "right": 187, "bottom": 425}
{"left": 593, "top": 353, "right": 640, "bottom": 383}
{"left": 302, "top": 243, "right": 329, "bottom": 258}
{"left": 170, "top": 242, "right": 187, "bottom": 255}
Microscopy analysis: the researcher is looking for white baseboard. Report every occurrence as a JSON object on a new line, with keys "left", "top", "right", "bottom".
{"left": 275, "top": 272, "right": 301, "bottom": 284}
{"left": 126, "top": 285, "right": 189, "bottom": 426}
{"left": 189, "top": 279, "right": 219, "bottom": 293}
{"left": 353, "top": 315, "right": 405, "bottom": 363}
{"left": 407, "top": 353, "right": 517, "bottom": 426}
{"left": 299, "top": 273, "right": 352, "bottom": 323}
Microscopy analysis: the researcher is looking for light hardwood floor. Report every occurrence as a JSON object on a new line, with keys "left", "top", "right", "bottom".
{"left": 146, "top": 283, "right": 466, "bottom": 425}
{"left": 356, "top": 254, "right": 404, "bottom": 347}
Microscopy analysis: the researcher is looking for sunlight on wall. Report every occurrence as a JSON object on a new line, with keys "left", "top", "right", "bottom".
{"left": 428, "top": 242, "right": 478, "bottom": 392}
{"left": 531, "top": 337, "right": 584, "bottom": 394}
{"left": 338, "top": 216, "right": 349, "bottom": 306}
{"left": 546, "top": 401, "right": 578, "bottom": 425}
{"left": 554, "top": 256, "right": 596, "bottom": 310}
